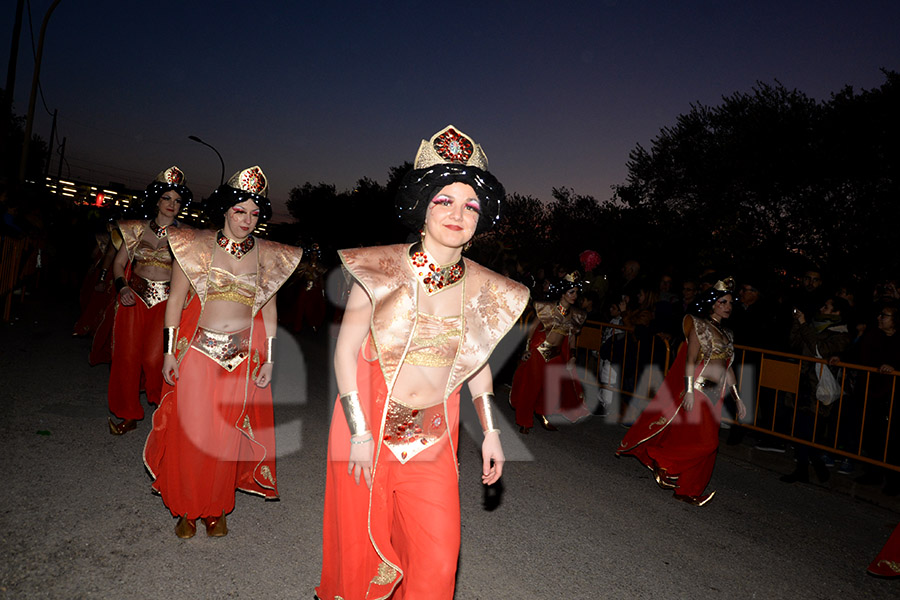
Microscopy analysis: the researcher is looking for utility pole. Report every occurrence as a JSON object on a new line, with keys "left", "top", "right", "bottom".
{"left": 1, "top": 0, "right": 26, "bottom": 182}
{"left": 18, "top": 0, "right": 62, "bottom": 188}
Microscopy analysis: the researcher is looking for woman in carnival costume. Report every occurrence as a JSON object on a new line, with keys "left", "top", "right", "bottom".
{"left": 144, "top": 166, "right": 302, "bottom": 538}
{"left": 509, "top": 272, "right": 592, "bottom": 433}
{"left": 316, "top": 125, "right": 530, "bottom": 600}
{"left": 616, "top": 277, "right": 747, "bottom": 505}
{"left": 107, "top": 166, "right": 192, "bottom": 435}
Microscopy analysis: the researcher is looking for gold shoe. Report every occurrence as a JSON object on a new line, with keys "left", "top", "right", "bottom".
{"left": 538, "top": 414, "right": 558, "bottom": 431}
{"left": 654, "top": 469, "right": 678, "bottom": 491}
{"left": 203, "top": 511, "right": 228, "bottom": 537}
{"left": 108, "top": 417, "right": 137, "bottom": 435}
{"left": 175, "top": 515, "right": 196, "bottom": 539}
{"left": 673, "top": 490, "right": 716, "bottom": 506}
{"left": 643, "top": 463, "right": 678, "bottom": 490}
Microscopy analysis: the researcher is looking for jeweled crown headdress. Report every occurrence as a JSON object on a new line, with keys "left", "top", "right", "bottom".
{"left": 155, "top": 165, "right": 186, "bottom": 186}
{"left": 413, "top": 125, "right": 489, "bottom": 171}
{"left": 714, "top": 277, "right": 735, "bottom": 292}
{"left": 226, "top": 165, "right": 268, "bottom": 198}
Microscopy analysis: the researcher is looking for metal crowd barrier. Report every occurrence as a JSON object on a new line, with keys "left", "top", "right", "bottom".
{"left": 574, "top": 321, "right": 899, "bottom": 474}
{"left": 733, "top": 345, "right": 899, "bottom": 473}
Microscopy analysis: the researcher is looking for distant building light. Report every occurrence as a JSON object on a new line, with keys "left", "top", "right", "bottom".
{"left": 59, "top": 179, "right": 74, "bottom": 186}
{"left": 62, "top": 192, "right": 75, "bottom": 198}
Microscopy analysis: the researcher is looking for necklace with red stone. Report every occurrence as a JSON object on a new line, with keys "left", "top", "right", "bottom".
{"left": 408, "top": 242, "right": 465, "bottom": 296}
{"left": 217, "top": 230, "right": 255, "bottom": 260}
{"left": 556, "top": 302, "right": 570, "bottom": 316}
{"left": 148, "top": 219, "right": 170, "bottom": 239}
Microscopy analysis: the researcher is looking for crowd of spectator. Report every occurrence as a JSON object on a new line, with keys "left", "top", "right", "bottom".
{"left": 499, "top": 252, "right": 900, "bottom": 497}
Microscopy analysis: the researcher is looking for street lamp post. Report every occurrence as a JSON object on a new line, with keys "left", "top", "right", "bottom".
{"left": 188, "top": 135, "right": 225, "bottom": 186}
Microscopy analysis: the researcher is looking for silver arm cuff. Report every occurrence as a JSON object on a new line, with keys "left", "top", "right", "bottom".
{"left": 684, "top": 376, "right": 694, "bottom": 394}
{"left": 473, "top": 392, "right": 500, "bottom": 434}
{"left": 731, "top": 384, "right": 742, "bottom": 404}
{"left": 340, "top": 391, "right": 370, "bottom": 437}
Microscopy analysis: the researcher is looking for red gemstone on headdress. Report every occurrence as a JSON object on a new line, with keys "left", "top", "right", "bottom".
{"left": 433, "top": 128, "right": 474, "bottom": 164}
{"left": 240, "top": 167, "right": 266, "bottom": 193}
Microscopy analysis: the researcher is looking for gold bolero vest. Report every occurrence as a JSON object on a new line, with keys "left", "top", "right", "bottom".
{"left": 338, "top": 243, "right": 530, "bottom": 399}
{"left": 117, "top": 220, "right": 156, "bottom": 263}
{"left": 167, "top": 228, "right": 303, "bottom": 316}
{"left": 684, "top": 314, "right": 734, "bottom": 363}
{"left": 534, "top": 301, "right": 587, "bottom": 337}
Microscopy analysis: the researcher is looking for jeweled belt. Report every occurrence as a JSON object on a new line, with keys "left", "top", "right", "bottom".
{"left": 536, "top": 341, "right": 561, "bottom": 362}
{"left": 191, "top": 326, "right": 251, "bottom": 372}
{"left": 130, "top": 274, "right": 170, "bottom": 308}
{"left": 383, "top": 398, "right": 447, "bottom": 463}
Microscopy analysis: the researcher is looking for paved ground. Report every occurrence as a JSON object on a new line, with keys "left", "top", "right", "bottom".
{"left": 2, "top": 293, "right": 899, "bottom": 599}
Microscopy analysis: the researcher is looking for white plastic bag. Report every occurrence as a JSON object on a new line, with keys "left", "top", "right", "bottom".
{"left": 815, "top": 346, "right": 841, "bottom": 406}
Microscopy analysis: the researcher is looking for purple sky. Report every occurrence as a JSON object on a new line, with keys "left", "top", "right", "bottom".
{"left": 5, "top": 1, "right": 899, "bottom": 221}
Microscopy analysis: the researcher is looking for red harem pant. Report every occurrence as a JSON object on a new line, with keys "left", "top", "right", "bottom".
{"left": 107, "top": 298, "right": 166, "bottom": 419}
{"left": 143, "top": 316, "right": 278, "bottom": 520}
{"left": 868, "top": 522, "right": 900, "bottom": 577}
{"left": 317, "top": 351, "right": 462, "bottom": 600}
{"left": 616, "top": 346, "right": 723, "bottom": 497}
{"left": 73, "top": 267, "right": 115, "bottom": 336}
{"left": 509, "top": 329, "right": 590, "bottom": 429}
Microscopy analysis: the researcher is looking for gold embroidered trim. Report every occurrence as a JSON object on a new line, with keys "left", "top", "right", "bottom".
{"left": 876, "top": 559, "right": 900, "bottom": 574}
{"left": 260, "top": 465, "right": 275, "bottom": 485}
{"left": 207, "top": 289, "right": 255, "bottom": 306}
{"left": 371, "top": 561, "right": 398, "bottom": 585}
{"left": 251, "top": 350, "right": 261, "bottom": 380}
{"left": 648, "top": 416, "right": 668, "bottom": 430}
{"left": 242, "top": 415, "right": 255, "bottom": 440}
{"left": 176, "top": 336, "right": 190, "bottom": 357}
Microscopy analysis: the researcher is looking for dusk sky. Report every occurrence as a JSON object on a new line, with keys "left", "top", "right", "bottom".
{"left": 5, "top": 1, "right": 899, "bottom": 221}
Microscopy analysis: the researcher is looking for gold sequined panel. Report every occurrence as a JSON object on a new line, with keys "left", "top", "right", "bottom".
{"left": 207, "top": 266, "right": 256, "bottom": 306}
{"left": 129, "top": 274, "right": 170, "bottom": 308}
{"left": 371, "top": 561, "right": 399, "bottom": 585}
{"left": 383, "top": 398, "right": 447, "bottom": 463}
{"left": 693, "top": 317, "right": 734, "bottom": 361}
{"left": 134, "top": 240, "right": 174, "bottom": 271}
{"left": 405, "top": 312, "right": 461, "bottom": 367}
{"left": 190, "top": 326, "right": 251, "bottom": 371}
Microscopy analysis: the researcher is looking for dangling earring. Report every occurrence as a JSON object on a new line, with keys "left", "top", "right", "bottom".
{"left": 463, "top": 241, "right": 472, "bottom": 252}
{"left": 419, "top": 229, "right": 426, "bottom": 242}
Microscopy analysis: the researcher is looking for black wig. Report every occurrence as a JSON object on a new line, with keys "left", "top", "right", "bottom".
{"left": 395, "top": 163, "right": 505, "bottom": 235}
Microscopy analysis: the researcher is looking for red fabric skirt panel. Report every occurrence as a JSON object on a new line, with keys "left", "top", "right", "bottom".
{"left": 617, "top": 345, "right": 723, "bottom": 496}
{"left": 868, "top": 522, "right": 900, "bottom": 577}
{"left": 107, "top": 299, "right": 166, "bottom": 419}
{"left": 317, "top": 348, "right": 462, "bottom": 600}
{"left": 143, "top": 313, "right": 277, "bottom": 520}
{"left": 89, "top": 297, "right": 116, "bottom": 365}
{"left": 74, "top": 268, "right": 115, "bottom": 336}
{"left": 509, "top": 329, "right": 590, "bottom": 428}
